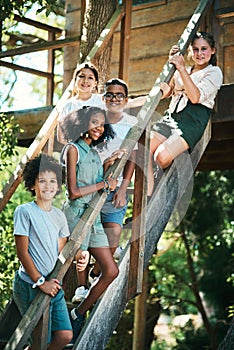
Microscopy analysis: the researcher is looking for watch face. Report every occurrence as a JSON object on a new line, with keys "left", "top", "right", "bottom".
{"left": 38, "top": 276, "right": 45, "bottom": 285}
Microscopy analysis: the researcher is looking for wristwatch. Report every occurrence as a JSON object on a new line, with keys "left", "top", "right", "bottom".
{"left": 32, "top": 276, "right": 45, "bottom": 288}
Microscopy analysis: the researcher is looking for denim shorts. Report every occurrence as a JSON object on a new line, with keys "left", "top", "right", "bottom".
{"left": 101, "top": 189, "right": 128, "bottom": 227}
{"left": 13, "top": 271, "right": 72, "bottom": 344}
{"left": 62, "top": 201, "right": 109, "bottom": 250}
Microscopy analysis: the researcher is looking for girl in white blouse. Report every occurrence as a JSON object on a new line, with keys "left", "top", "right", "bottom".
{"left": 148, "top": 32, "right": 223, "bottom": 194}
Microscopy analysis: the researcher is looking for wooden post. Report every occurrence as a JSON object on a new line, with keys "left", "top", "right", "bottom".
{"left": 46, "top": 31, "right": 55, "bottom": 106}
{"left": 31, "top": 305, "right": 49, "bottom": 350}
{"left": 119, "top": 0, "right": 132, "bottom": 82}
{"left": 127, "top": 126, "right": 150, "bottom": 299}
{"left": 132, "top": 268, "right": 148, "bottom": 350}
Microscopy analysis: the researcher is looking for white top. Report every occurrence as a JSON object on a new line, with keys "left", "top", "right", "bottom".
{"left": 96, "top": 112, "right": 138, "bottom": 186}
{"left": 58, "top": 94, "right": 105, "bottom": 121}
{"left": 169, "top": 64, "right": 223, "bottom": 113}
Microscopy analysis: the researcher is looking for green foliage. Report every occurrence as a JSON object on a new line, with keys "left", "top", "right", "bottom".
{"left": 172, "top": 320, "right": 210, "bottom": 350}
{"left": 0, "top": 0, "right": 64, "bottom": 21}
{"left": 0, "top": 114, "right": 20, "bottom": 171}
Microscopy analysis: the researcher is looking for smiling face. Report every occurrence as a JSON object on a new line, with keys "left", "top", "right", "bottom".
{"left": 32, "top": 171, "right": 59, "bottom": 204}
{"left": 87, "top": 112, "right": 105, "bottom": 141}
{"left": 190, "top": 37, "right": 215, "bottom": 69}
{"left": 75, "top": 68, "right": 97, "bottom": 94}
{"left": 103, "top": 84, "right": 128, "bottom": 115}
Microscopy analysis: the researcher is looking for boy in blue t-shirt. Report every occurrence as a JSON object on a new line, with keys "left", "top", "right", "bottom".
{"left": 13, "top": 154, "right": 73, "bottom": 349}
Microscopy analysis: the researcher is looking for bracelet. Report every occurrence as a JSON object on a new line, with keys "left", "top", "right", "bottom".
{"left": 103, "top": 179, "right": 111, "bottom": 194}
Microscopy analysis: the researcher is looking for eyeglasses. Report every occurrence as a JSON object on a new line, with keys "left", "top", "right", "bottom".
{"left": 103, "top": 92, "right": 126, "bottom": 101}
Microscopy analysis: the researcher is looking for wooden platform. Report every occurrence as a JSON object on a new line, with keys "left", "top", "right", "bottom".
{"left": 3, "top": 84, "right": 234, "bottom": 171}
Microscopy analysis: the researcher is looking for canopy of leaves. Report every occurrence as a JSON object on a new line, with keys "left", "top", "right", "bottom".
{"left": 0, "top": 0, "right": 64, "bottom": 22}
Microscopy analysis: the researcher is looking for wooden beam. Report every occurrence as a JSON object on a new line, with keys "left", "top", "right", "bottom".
{"left": 46, "top": 31, "right": 55, "bottom": 105}
{"left": 127, "top": 128, "right": 149, "bottom": 299}
{"left": 0, "top": 36, "right": 80, "bottom": 58}
{"left": 119, "top": 0, "right": 132, "bottom": 82}
{"left": 212, "top": 121, "right": 234, "bottom": 140}
{"left": 213, "top": 84, "right": 234, "bottom": 121}
{"left": 215, "top": 7, "right": 234, "bottom": 18}
{"left": 0, "top": 60, "right": 52, "bottom": 77}
{"left": 13, "top": 15, "right": 62, "bottom": 33}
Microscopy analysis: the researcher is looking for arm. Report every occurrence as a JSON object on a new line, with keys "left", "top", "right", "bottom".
{"left": 126, "top": 96, "right": 147, "bottom": 108}
{"left": 58, "top": 237, "right": 68, "bottom": 252}
{"left": 112, "top": 150, "right": 136, "bottom": 208}
{"left": 169, "top": 54, "right": 200, "bottom": 103}
{"left": 66, "top": 144, "right": 117, "bottom": 200}
{"left": 15, "top": 235, "right": 61, "bottom": 296}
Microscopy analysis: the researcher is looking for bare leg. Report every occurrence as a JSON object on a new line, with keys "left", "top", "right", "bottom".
{"left": 148, "top": 131, "right": 167, "bottom": 196}
{"left": 47, "top": 330, "right": 73, "bottom": 350}
{"left": 92, "top": 222, "right": 122, "bottom": 276}
{"left": 76, "top": 247, "right": 119, "bottom": 315}
{"left": 155, "top": 134, "right": 189, "bottom": 169}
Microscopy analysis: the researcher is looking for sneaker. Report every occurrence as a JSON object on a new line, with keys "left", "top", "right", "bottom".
{"left": 72, "top": 286, "right": 89, "bottom": 303}
{"left": 113, "top": 246, "right": 124, "bottom": 259}
{"left": 70, "top": 308, "right": 85, "bottom": 344}
{"left": 88, "top": 268, "right": 100, "bottom": 287}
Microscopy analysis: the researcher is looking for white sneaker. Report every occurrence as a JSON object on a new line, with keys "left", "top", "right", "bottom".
{"left": 72, "top": 286, "right": 89, "bottom": 303}
{"left": 113, "top": 246, "right": 124, "bottom": 259}
{"left": 88, "top": 269, "right": 100, "bottom": 287}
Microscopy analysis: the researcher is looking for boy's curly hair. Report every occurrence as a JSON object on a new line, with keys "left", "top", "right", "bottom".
{"left": 23, "top": 153, "right": 63, "bottom": 196}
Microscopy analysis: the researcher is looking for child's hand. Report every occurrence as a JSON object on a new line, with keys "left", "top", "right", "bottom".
{"left": 106, "top": 174, "right": 118, "bottom": 191}
{"left": 169, "top": 45, "right": 180, "bottom": 59}
{"left": 159, "top": 82, "right": 172, "bottom": 99}
{"left": 103, "top": 149, "right": 128, "bottom": 171}
{"left": 75, "top": 250, "right": 90, "bottom": 272}
{"left": 39, "top": 278, "right": 61, "bottom": 297}
{"left": 169, "top": 53, "right": 185, "bottom": 72}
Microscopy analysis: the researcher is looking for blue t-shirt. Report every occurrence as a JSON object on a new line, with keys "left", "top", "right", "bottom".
{"left": 14, "top": 201, "right": 70, "bottom": 284}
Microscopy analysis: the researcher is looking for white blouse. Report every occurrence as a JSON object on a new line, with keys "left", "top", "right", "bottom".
{"left": 169, "top": 64, "right": 223, "bottom": 113}
{"left": 58, "top": 93, "right": 105, "bottom": 121}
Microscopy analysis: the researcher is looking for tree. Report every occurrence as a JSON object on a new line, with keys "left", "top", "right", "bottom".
{"left": 79, "top": 0, "right": 117, "bottom": 87}
{"left": 0, "top": 0, "right": 64, "bottom": 22}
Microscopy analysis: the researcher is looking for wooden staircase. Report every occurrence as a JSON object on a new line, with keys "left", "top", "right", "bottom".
{"left": 0, "top": 1, "right": 213, "bottom": 349}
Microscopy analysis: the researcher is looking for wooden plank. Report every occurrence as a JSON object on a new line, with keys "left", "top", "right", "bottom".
{"left": 131, "top": 0, "right": 199, "bottom": 29}
{"left": 215, "top": 7, "right": 234, "bottom": 18}
{"left": 31, "top": 306, "right": 49, "bottom": 350}
{"left": 224, "top": 46, "right": 234, "bottom": 84}
{"left": 127, "top": 129, "right": 149, "bottom": 299}
{"left": 0, "top": 60, "right": 52, "bottom": 78}
{"left": 14, "top": 14, "right": 62, "bottom": 33}
{"left": 0, "top": 36, "right": 80, "bottom": 58}
{"left": 213, "top": 84, "right": 234, "bottom": 121}
{"left": 119, "top": 0, "right": 132, "bottom": 82}
{"left": 211, "top": 121, "right": 234, "bottom": 140}
{"left": 3, "top": 106, "right": 53, "bottom": 140}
